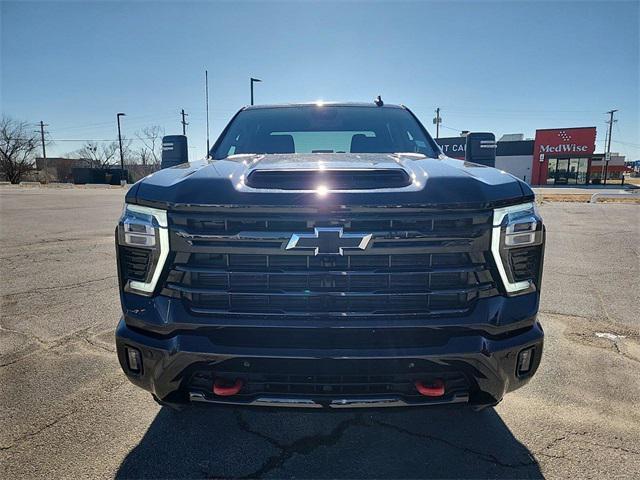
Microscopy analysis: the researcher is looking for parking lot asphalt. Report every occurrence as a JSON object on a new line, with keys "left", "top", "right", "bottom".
{"left": 1, "top": 188, "right": 639, "bottom": 479}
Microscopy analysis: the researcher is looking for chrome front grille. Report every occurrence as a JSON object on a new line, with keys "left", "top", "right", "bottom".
{"left": 161, "top": 207, "right": 499, "bottom": 318}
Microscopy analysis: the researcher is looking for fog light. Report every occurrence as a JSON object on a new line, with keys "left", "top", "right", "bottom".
{"left": 517, "top": 347, "right": 534, "bottom": 375}
{"left": 126, "top": 347, "right": 142, "bottom": 373}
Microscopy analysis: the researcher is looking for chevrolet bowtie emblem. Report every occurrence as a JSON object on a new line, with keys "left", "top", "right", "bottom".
{"left": 285, "top": 228, "right": 372, "bottom": 256}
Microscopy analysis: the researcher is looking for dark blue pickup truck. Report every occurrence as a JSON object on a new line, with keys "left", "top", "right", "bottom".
{"left": 115, "top": 102, "right": 545, "bottom": 410}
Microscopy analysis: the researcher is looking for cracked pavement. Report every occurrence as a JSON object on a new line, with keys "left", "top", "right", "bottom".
{"left": 1, "top": 188, "right": 639, "bottom": 479}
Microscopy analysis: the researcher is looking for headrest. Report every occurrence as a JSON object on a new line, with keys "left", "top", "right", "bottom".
{"left": 256, "top": 134, "right": 295, "bottom": 154}
{"left": 350, "top": 134, "right": 384, "bottom": 153}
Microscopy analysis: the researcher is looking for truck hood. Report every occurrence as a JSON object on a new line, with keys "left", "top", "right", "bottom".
{"left": 128, "top": 153, "right": 533, "bottom": 209}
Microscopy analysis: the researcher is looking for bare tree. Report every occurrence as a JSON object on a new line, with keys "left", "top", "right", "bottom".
{"left": 137, "top": 147, "right": 153, "bottom": 167}
{"left": 74, "top": 140, "right": 130, "bottom": 168}
{"left": 135, "top": 125, "right": 164, "bottom": 167}
{"left": 0, "top": 116, "right": 39, "bottom": 183}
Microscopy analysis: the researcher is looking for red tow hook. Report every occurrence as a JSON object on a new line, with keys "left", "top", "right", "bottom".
{"left": 415, "top": 379, "right": 445, "bottom": 397}
{"left": 212, "top": 378, "right": 244, "bottom": 396}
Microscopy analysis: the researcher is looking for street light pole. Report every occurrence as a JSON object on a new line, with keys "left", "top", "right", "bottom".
{"left": 250, "top": 77, "right": 262, "bottom": 105}
{"left": 116, "top": 113, "right": 126, "bottom": 183}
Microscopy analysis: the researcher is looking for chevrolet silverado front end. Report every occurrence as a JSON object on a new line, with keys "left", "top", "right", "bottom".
{"left": 115, "top": 102, "right": 545, "bottom": 410}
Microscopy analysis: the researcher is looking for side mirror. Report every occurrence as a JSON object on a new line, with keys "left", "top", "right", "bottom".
{"left": 161, "top": 135, "right": 188, "bottom": 169}
{"left": 464, "top": 132, "right": 496, "bottom": 167}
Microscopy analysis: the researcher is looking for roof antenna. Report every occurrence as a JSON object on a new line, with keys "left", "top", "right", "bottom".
{"left": 374, "top": 95, "right": 384, "bottom": 106}
{"left": 205, "top": 69, "right": 210, "bottom": 158}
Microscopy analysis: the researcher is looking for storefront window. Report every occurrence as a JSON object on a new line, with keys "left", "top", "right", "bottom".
{"left": 547, "top": 158, "right": 589, "bottom": 185}
{"left": 556, "top": 159, "right": 569, "bottom": 184}
{"left": 547, "top": 158, "right": 557, "bottom": 184}
{"left": 568, "top": 159, "right": 579, "bottom": 184}
{"left": 578, "top": 158, "right": 588, "bottom": 184}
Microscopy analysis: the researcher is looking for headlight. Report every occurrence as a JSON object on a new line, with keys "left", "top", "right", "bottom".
{"left": 116, "top": 204, "right": 169, "bottom": 295}
{"left": 491, "top": 202, "right": 545, "bottom": 295}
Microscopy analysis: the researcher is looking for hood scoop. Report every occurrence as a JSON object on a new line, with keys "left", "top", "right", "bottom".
{"left": 245, "top": 168, "right": 412, "bottom": 190}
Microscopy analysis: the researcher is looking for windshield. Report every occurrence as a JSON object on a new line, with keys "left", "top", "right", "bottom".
{"left": 212, "top": 105, "right": 440, "bottom": 159}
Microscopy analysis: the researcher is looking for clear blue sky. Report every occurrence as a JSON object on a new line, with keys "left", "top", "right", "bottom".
{"left": 2, "top": 1, "right": 638, "bottom": 160}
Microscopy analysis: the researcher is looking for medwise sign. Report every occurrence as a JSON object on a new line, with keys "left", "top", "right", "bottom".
{"left": 534, "top": 127, "right": 596, "bottom": 156}
{"left": 531, "top": 127, "right": 597, "bottom": 184}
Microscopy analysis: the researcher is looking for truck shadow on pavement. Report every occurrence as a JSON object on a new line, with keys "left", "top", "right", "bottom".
{"left": 116, "top": 405, "right": 542, "bottom": 479}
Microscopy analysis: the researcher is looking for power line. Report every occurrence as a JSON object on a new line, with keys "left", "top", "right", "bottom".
{"left": 51, "top": 112, "right": 177, "bottom": 132}
{"left": 52, "top": 138, "right": 119, "bottom": 142}
{"left": 612, "top": 140, "right": 640, "bottom": 148}
{"left": 29, "top": 106, "right": 614, "bottom": 133}
{"left": 13, "top": 137, "right": 161, "bottom": 143}
{"left": 440, "top": 124, "right": 463, "bottom": 133}
{"left": 421, "top": 105, "right": 605, "bottom": 114}
{"left": 21, "top": 135, "right": 640, "bottom": 148}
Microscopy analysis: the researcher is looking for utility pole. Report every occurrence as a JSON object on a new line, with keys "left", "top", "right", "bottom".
{"left": 36, "top": 121, "right": 49, "bottom": 182}
{"left": 116, "top": 113, "right": 126, "bottom": 183}
{"left": 600, "top": 126, "right": 608, "bottom": 181}
{"left": 180, "top": 109, "right": 189, "bottom": 135}
{"left": 603, "top": 109, "right": 618, "bottom": 185}
{"left": 250, "top": 77, "right": 262, "bottom": 105}
{"left": 433, "top": 108, "right": 442, "bottom": 139}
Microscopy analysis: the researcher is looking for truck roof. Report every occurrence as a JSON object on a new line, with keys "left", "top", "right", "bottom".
{"left": 242, "top": 102, "right": 405, "bottom": 110}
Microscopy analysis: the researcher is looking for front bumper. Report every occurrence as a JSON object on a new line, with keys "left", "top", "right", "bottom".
{"left": 115, "top": 300, "right": 544, "bottom": 409}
